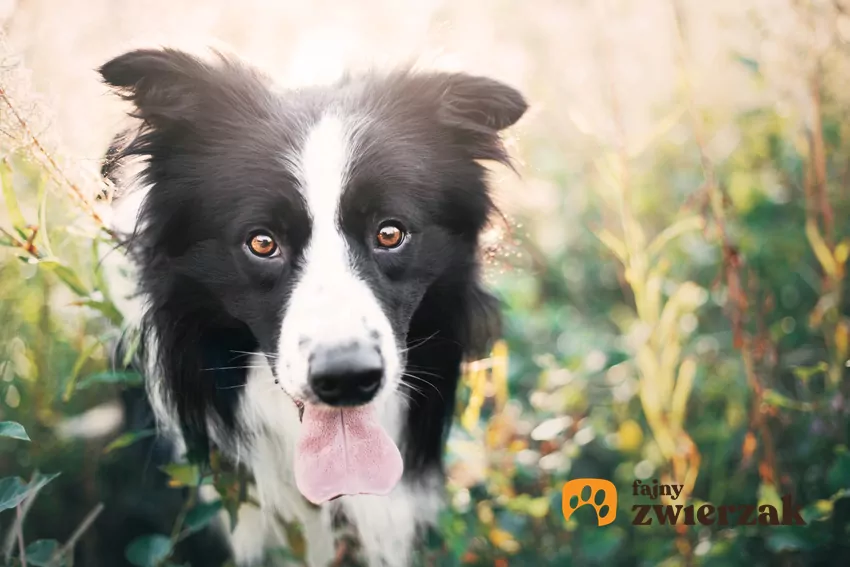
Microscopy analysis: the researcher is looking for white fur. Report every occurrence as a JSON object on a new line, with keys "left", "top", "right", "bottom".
{"left": 235, "top": 358, "right": 438, "bottom": 567}
{"left": 275, "top": 112, "right": 402, "bottom": 407}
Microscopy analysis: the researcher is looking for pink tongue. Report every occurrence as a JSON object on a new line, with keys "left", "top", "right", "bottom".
{"left": 294, "top": 404, "right": 403, "bottom": 504}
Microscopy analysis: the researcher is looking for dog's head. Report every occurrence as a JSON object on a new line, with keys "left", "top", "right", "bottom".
{"left": 101, "top": 48, "right": 526, "bottom": 496}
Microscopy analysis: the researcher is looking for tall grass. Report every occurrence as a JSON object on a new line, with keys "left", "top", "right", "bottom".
{"left": 1, "top": 1, "right": 850, "bottom": 566}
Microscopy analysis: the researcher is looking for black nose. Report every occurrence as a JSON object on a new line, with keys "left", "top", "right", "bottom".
{"left": 308, "top": 344, "right": 383, "bottom": 406}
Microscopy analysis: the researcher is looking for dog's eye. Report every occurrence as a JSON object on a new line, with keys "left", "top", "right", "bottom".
{"left": 375, "top": 222, "right": 405, "bottom": 249}
{"left": 247, "top": 233, "right": 280, "bottom": 258}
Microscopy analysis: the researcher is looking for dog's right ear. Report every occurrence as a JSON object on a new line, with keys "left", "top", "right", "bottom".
{"left": 98, "top": 48, "right": 266, "bottom": 129}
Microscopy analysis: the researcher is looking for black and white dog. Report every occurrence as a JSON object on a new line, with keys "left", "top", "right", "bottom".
{"left": 99, "top": 47, "right": 526, "bottom": 566}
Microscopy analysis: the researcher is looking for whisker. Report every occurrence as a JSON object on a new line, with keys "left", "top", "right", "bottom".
{"left": 403, "top": 366, "right": 445, "bottom": 380}
{"left": 227, "top": 352, "right": 258, "bottom": 361}
{"left": 400, "top": 381, "right": 424, "bottom": 396}
{"left": 395, "top": 385, "right": 420, "bottom": 407}
{"left": 395, "top": 393, "right": 415, "bottom": 408}
{"left": 229, "top": 349, "right": 279, "bottom": 359}
{"left": 215, "top": 383, "right": 249, "bottom": 391}
{"left": 400, "top": 332, "right": 440, "bottom": 354}
{"left": 401, "top": 373, "right": 444, "bottom": 401}
{"left": 201, "top": 365, "right": 268, "bottom": 372}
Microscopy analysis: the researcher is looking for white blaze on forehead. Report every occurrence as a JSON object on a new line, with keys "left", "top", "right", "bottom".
{"left": 277, "top": 111, "right": 401, "bottom": 407}
{"left": 298, "top": 113, "right": 353, "bottom": 240}
{"left": 291, "top": 112, "right": 359, "bottom": 316}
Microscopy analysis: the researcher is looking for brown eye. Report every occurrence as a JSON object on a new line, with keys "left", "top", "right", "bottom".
{"left": 376, "top": 223, "right": 405, "bottom": 249}
{"left": 248, "top": 233, "right": 279, "bottom": 258}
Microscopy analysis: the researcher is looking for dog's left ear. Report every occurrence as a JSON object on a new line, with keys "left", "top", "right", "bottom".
{"left": 437, "top": 73, "right": 528, "bottom": 133}
{"left": 428, "top": 73, "right": 527, "bottom": 165}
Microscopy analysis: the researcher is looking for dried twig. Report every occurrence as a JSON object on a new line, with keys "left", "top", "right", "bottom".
{"left": 0, "top": 85, "right": 116, "bottom": 240}
{"left": 669, "top": 0, "right": 781, "bottom": 490}
{"left": 15, "top": 505, "right": 26, "bottom": 567}
{"left": 57, "top": 503, "right": 105, "bottom": 560}
{"left": 0, "top": 226, "right": 41, "bottom": 258}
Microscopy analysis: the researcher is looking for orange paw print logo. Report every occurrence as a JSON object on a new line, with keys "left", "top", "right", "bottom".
{"left": 561, "top": 479, "right": 617, "bottom": 526}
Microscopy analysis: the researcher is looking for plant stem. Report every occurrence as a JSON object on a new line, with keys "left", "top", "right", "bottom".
{"left": 57, "top": 503, "right": 104, "bottom": 561}
{"left": 16, "top": 505, "right": 26, "bottom": 567}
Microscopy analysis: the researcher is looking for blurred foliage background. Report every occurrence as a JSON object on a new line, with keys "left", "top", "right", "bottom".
{"left": 2, "top": 0, "right": 850, "bottom": 565}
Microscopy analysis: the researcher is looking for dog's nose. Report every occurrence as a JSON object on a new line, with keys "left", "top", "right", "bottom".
{"left": 308, "top": 344, "right": 383, "bottom": 406}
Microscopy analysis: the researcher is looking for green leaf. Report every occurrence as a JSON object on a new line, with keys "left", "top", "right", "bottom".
{"left": 24, "top": 539, "right": 59, "bottom": 566}
{"left": 762, "top": 389, "right": 812, "bottom": 411}
{"left": 120, "top": 328, "right": 142, "bottom": 369}
{"left": 91, "top": 236, "right": 115, "bottom": 303}
{"left": 791, "top": 361, "right": 829, "bottom": 383}
{"left": 802, "top": 498, "right": 835, "bottom": 523}
{"left": 35, "top": 173, "right": 53, "bottom": 257}
{"left": 75, "top": 371, "right": 142, "bottom": 390}
{"left": 765, "top": 527, "right": 816, "bottom": 553}
{"left": 160, "top": 463, "right": 201, "bottom": 487}
{"left": 0, "top": 421, "right": 29, "bottom": 441}
{"left": 104, "top": 429, "right": 156, "bottom": 454}
{"left": 0, "top": 472, "right": 59, "bottom": 512}
{"left": 125, "top": 534, "right": 172, "bottom": 567}
{"left": 827, "top": 450, "right": 850, "bottom": 493}
{"left": 184, "top": 500, "right": 223, "bottom": 534}
{"left": 0, "top": 477, "right": 30, "bottom": 511}
{"left": 23, "top": 471, "right": 61, "bottom": 501}
{"left": 734, "top": 54, "right": 760, "bottom": 75}
{"left": 63, "top": 339, "right": 104, "bottom": 401}
{"left": 646, "top": 216, "right": 704, "bottom": 261}
{"left": 36, "top": 259, "right": 89, "bottom": 296}
{"left": 267, "top": 547, "right": 300, "bottom": 562}
{"left": 78, "top": 298, "right": 124, "bottom": 326}
{"left": 757, "top": 482, "right": 782, "bottom": 511}
{"left": 1, "top": 160, "right": 27, "bottom": 230}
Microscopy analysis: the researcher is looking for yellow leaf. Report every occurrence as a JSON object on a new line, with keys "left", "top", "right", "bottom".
{"left": 477, "top": 502, "right": 495, "bottom": 524}
{"left": 636, "top": 347, "right": 659, "bottom": 389}
{"left": 461, "top": 396, "right": 482, "bottom": 432}
{"left": 625, "top": 215, "right": 647, "bottom": 252}
{"left": 461, "top": 363, "right": 488, "bottom": 432}
{"left": 617, "top": 419, "right": 643, "bottom": 453}
{"left": 741, "top": 431, "right": 757, "bottom": 461}
{"left": 757, "top": 482, "right": 782, "bottom": 511}
{"left": 490, "top": 340, "right": 509, "bottom": 410}
{"left": 836, "top": 322, "right": 849, "bottom": 360}
{"left": 646, "top": 216, "right": 704, "bottom": 261}
{"left": 486, "top": 412, "right": 517, "bottom": 450}
{"left": 658, "top": 341, "right": 683, "bottom": 405}
{"left": 806, "top": 219, "right": 838, "bottom": 277}
{"left": 670, "top": 357, "right": 697, "bottom": 432}
{"left": 281, "top": 519, "right": 307, "bottom": 560}
{"left": 527, "top": 497, "right": 550, "bottom": 519}
{"left": 489, "top": 528, "right": 520, "bottom": 553}
{"left": 596, "top": 229, "right": 628, "bottom": 263}
{"left": 627, "top": 104, "right": 687, "bottom": 159}
{"left": 1, "top": 161, "right": 27, "bottom": 230}
{"left": 835, "top": 239, "right": 850, "bottom": 266}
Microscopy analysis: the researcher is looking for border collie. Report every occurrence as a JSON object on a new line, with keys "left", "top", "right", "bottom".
{"left": 99, "top": 47, "right": 526, "bottom": 567}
